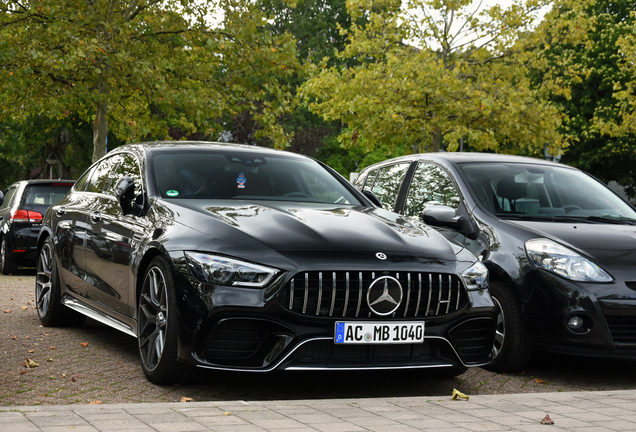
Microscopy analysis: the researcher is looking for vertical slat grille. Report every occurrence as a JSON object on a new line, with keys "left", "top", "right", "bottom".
{"left": 279, "top": 271, "right": 467, "bottom": 319}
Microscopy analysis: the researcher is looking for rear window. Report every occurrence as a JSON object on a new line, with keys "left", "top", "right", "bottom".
{"left": 23, "top": 183, "right": 74, "bottom": 206}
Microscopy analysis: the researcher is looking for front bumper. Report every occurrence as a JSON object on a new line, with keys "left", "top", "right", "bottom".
{"left": 519, "top": 269, "right": 636, "bottom": 357}
{"left": 169, "top": 255, "right": 496, "bottom": 371}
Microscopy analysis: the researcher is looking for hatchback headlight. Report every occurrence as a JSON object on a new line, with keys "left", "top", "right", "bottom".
{"left": 461, "top": 261, "right": 489, "bottom": 291}
{"left": 185, "top": 252, "right": 279, "bottom": 287}
{"left": 525, "top": 239, "right": 612, "bottom": 282}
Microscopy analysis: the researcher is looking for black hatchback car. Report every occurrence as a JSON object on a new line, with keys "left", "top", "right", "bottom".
{"left": 354, "top": 152, "right": 636, "bottom": 372}
{"left": 36, "top": 141, "right": 495, "bottom": 384}
{"left": 0, "top": 180, "right": 75, "bottom": 274}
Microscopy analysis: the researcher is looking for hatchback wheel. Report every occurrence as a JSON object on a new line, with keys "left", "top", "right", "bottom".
{"left": 138, "top": 256, "right": 190, "bottom": 384}
{"left": 36, "top": 237, "right": 86, "bottom": 326}
{"left": 1, "top": 238, "right": 18, "bottom": 275}
{"left": 484, "top": 281, "right": 532, "bottom": 372}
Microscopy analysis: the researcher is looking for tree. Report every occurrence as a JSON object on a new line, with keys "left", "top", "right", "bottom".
{"left": 301, "top": 0, "right": 564, "bottom": 157}
{"left": 0, "top": 0, "right": 301, "bottom": 164}
{"left": 529, "top": 0, "right": 636, "bottom": 196}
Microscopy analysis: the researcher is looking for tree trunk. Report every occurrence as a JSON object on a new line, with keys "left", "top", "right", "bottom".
{"left": 431, "top": 126, "right": 441, "bottom": 152}
{"left": 92, "top": 84, "right": 109, "bottom": 163}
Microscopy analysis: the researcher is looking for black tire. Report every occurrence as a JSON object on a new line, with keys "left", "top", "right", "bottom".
{"left": 483, "top": 281, "right": 532, "bottom": 372}
{"left": 1, "top": 238, "right": 18, "bottom": 275}
{"left": 36, "top": 237, "right": 86, "bottom": 326}
{"left": 137, "top": 256, "right": 191, "bottom": 384}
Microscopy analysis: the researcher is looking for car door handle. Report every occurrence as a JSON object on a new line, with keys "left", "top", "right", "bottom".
{"left": 90, "top": 212, "right": 101, "bottom": 223}
{"left": 56, "top": 207, "right": 66, "bottom": 216}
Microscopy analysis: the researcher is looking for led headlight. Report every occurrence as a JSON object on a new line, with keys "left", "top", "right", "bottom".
{"left": 461, "top": 261, "right": 489, "bottom": 291}
{"left": 525, "top": 239, "right": 612, "bottom": 282}
{"left": 185, "top": 252, "right": 279, "bottom": 287}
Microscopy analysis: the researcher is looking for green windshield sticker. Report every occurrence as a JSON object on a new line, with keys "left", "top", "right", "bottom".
{"left": 166, "top": 190, "right": 179, "bottom": 197}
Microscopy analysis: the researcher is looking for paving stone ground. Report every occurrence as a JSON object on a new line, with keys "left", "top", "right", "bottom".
{"left": 2, "top": 270, "right": 636, "bottom": 407}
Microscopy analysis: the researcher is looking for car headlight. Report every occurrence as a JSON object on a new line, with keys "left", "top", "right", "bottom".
{"left": 461, "top": 261, "right": 489, "bottom": 291}
{"left": 525, "top": 239, "right": 612, "bottom": 282}
{"left": 185, "top": 252, "right": 279, "bottom": 287}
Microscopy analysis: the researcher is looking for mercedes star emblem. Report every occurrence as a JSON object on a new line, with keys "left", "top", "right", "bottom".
{"left": 367, "top": 276, "right": 403, "bottom": 316}
{"left": 375, "top": 252, "right": 387, "bottom": 260}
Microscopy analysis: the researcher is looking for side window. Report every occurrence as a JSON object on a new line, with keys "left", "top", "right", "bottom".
{"left": 404, "top": 163, "right": 460, "bottom": 217}
{"left": 74, "top": 166, "right": 96, "bottom": 192}
{"left": 367, "top": 163, "right": 410, "bottom": 212}
{"left": 116, "top": 154, "right": 143, "bottom": 189}
{"left": 85, "top": 155, "right": 124, "bottom": 196}
{"left": 359, "top": 169, "right": 378, "bottom": 191}
{"left": 0, "top": 187, "right": 17, "bottom": 210}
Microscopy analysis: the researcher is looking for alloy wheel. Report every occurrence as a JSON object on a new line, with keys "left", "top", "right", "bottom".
{"left": 36, "top": 241, "right": 53, "bottom": 316}
{"left": 138, "top": 266, "right": 169, "bottom": 372}
{"left": 492, "top": 295, "right": 505, "bottom": 359}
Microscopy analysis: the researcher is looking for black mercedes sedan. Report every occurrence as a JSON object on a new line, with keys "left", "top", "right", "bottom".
{"left": 36, "top": 141, "right": 494, "bottom": 384}
{"left": 354, "top": 152, "right": 636, "bottom": 372}
{"left": 0, "top": 179, "right": 75, "bottom": 274}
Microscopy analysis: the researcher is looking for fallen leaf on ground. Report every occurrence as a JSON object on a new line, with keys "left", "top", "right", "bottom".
{"left": 80, "top": 342, "right": 89, "bottom": 347}
{"left": 71, "top": 377, "right": 76, "bottom": 382}
{"left": 21, "top": 306, "right": 28, "bottom": 310}
{"left": 224, "top": 412, "right": 232, "bottom": 416}
{"left": 535, "top": 378, "right": 546, "bottom": 384}
{"left": 49, "top": 346, "right": 55, "bottom": 350}
{"left": 519, "top": 371, "right": 525, "bottom": 375}
{"left": 25, "top": 336, "right": 30, "bottom": 339}
{"left": 3, "top": 310, "right": 11, "bottom": 313}
{"left": 181, "top": 397, "right": 193, "bottom": 403}
{"left": 47, "top": 358, "right": 53, "bottom": 362}
{"left": 20, "top": 370, "right": 27, "bottom": 375}
{"left": 541, "top": 414, "right": 554, "bottom": 424}
{"left": 89, "top": 401, "right": 102, "bottom": 405}
{"left": 12, "top": 336, "right": 17, "bottom": 340}
{"left": 23, "top": 358, "right": 39, "bottom": 368}
{"left": 27, "top": 349, "right": 34, "bottom": 353}
{"left": 451, "top": 388, "right": 469, "bottom": 401}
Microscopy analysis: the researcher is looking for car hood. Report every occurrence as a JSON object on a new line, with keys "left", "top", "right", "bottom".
{"left": 505, "top": 220, "right": 636, "bottom": 275}
{"left": 157, "top": 199, "right": 459, "bottom": 269}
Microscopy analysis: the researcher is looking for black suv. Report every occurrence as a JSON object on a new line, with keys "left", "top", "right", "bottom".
{"left": 0, "top": 180, "right": 74, "bottom": 274}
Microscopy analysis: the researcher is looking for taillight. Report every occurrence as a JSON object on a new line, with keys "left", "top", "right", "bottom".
{"left": 10, "top": 209, "right": 43, "bottom": 223}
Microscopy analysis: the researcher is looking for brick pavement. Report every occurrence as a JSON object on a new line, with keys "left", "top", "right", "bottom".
{"left": 1, "top": 390, "right": 636, "bottom": 431}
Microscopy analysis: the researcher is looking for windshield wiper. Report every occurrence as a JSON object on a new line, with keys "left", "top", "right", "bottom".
{"left": 553, "top": 215, "right": 636, "bottom": 225}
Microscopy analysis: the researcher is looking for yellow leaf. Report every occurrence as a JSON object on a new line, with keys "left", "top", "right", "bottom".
{"left": 181, "top": 397, "right": 193, "bottom": 403}
{"left": 89, "top": 401, "right": 102, "bottom": 405}
{"left": 23, "top": 358, "right": 39, "bottom": 368}
{"left": 80, "top": 342, "right": 89, "bottom": 347}
{"left": 452, "top": 388, "right": 469, "bottom": 401}
{"left": 224, "top": 412, "right": 232, "bottom": 416}
{"left": 535, "top": 378, "right": 546, "bottom": 384}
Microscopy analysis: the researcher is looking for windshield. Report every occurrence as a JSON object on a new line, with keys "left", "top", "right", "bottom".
{"left": 460, "top": 162, "right": 636, "bottom": 222}
{"left": 151, "top": 149, "right": 362, "bottom": 205}
{"left": 23, "top": 183, "right": 74, "bottom": 206}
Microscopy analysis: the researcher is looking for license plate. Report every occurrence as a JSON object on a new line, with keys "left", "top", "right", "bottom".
{"left": 334, "top": 321, "right": 424, "bottom": 344}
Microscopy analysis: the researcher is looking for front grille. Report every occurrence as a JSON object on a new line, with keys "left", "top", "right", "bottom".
{"left": 291, "top": 339, "right": 436, "bottom": 366}
{"left": 607, "top": 317, "right": 636, "bottom": 344}
{"left": 278, "top": 271, "right": 467, "bottom": 319}
{"left": 448, "top": 318, "right": 495, "bottom": 364}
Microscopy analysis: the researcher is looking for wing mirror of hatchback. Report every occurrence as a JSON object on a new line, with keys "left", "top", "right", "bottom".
{"left": 362, "top": 189, "right": 383, "bottom": 208}
{"left": 115, "top": 177, "right": 144, "bottom": 216}
{"left": 421, "top": 205, "right": 480, "bottom": 240}
{"left": 0, "top": 190, "right": 3, "bottom": 207}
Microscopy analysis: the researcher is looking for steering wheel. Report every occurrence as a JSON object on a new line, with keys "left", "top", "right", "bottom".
{"left": 563, "top": 205, "right": 582, "bottom": 213}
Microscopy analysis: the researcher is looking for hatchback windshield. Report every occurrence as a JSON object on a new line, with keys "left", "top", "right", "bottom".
{"left": 151, "top": 149, "right": 361, "bottom": 205}
{"left": 460, "top": 163, "right": 636, "bottom": 222}
{"left": 23, "top": 183, "right": 74, "bottom": 206}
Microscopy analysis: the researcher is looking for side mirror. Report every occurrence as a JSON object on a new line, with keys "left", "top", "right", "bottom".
{"left": 421, "top": 205, "right": 480, "bottom": 240}
{"left": 362, "top": 189, "right": 382, "bottom": 208}
{"left": 0, "top": 190, "right": 4, "bottom": 207}
{"left": 115, "top": 177, "right": 143, "bottom": 216}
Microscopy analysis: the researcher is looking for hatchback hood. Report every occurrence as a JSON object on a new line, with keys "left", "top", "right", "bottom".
{"left": 162, "top": 199, "right": 457, "bottom": 260}
{"left": 505, "top": 220, "right": 636, "bottom": 275}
